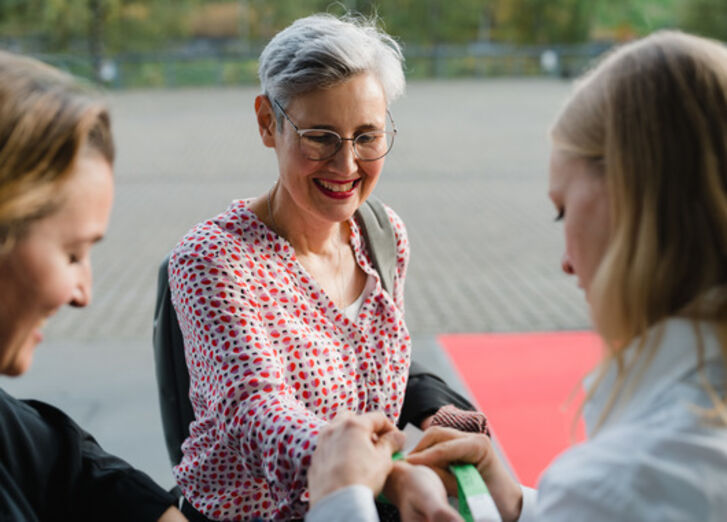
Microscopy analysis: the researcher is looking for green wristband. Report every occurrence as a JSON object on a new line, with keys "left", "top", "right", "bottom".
{"left": 449, "top": 464, "right": 500, "bottom": 522}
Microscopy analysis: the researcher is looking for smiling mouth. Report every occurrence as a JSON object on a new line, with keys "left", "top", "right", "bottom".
{"left": 314, "top": 178, "right": 361, "bottom": 192}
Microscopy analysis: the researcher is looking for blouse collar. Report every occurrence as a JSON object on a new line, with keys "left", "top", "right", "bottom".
{"left": 583, "top": 318, "right": 723, "bottom": 436}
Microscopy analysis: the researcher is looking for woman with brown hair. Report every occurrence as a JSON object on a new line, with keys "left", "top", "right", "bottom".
{"left": 0, "top": 51, "right": 185, "bottom": 521}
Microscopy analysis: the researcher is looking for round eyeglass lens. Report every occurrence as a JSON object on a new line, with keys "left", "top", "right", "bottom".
{"left": 299, "top": 130, "right": 339, "bottom": 160}
{"left": 354, "top": 131, "right": 394, "bottom": 160}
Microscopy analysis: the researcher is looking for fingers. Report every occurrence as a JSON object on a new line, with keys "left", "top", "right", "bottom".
{"left": 409, "top": 426, "right": 463, "bottom": 454}
{"left": 357, "top": 411, "right": 397, "bottom": 435}
{"left": 376, "top": 427, "right": 405, "bottom": 455}
{"left": 408, "top": 430, "right": 489, "bottom": 469}
{"left": 408, "top": 440, "right": 483, "bottom": 472}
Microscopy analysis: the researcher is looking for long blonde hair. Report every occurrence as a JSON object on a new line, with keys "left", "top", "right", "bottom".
{"left": 0, "top": 51, "right": 114, "bottom": 253}
{"left": 551, "top": 31, "right": 727, "bottom": 425}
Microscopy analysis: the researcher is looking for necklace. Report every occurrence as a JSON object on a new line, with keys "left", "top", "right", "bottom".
{"left": 267, "top": 182, "right": 348, "bottom": 308}
{"left": 335, "top": 233, "right": 346, "bottom": 308}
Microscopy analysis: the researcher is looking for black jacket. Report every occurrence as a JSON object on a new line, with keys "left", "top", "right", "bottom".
{"left": 0, "top": 387, "right": 175, "bottom": 521}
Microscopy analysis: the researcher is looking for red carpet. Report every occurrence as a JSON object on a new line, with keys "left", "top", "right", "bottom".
{"left": 438, "top": 331, "right": 602, "bottom": 487}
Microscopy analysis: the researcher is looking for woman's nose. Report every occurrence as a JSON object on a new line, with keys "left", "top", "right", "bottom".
{"left": 561, "top": 252, "right": 575, "bottom": 275}
{"left": 330, "top": 140, "right": 358, "bottom": 174}
{"left": 69, "top": 270, "right": 92, "bottom": 308}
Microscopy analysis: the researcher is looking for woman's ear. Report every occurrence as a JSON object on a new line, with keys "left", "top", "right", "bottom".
{"left": 255, "top": 95, "right": 277, "bottom": 148}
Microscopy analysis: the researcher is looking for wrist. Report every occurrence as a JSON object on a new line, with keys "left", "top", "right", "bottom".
{"left": 482, "top": 459, "right": 523, "bottom": 522}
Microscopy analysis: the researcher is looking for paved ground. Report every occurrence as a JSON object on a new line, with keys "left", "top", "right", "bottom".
{"left": 2, "top": 78, "right": 591, "bottom": 487}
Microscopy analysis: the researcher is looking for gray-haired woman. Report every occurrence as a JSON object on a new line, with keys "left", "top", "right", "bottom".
{"left": 168, "top": 13, "right": 468, "bottom": 521}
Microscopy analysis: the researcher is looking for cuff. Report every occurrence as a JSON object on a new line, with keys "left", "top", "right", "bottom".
{"left": 517, "top": 485, "right": 538, "bottom": 522}
{"left": 305, "top": 485, "right": 378, "bottom": 522}
{"left": 429, "top": 404, "right": 490, "bottom": 435}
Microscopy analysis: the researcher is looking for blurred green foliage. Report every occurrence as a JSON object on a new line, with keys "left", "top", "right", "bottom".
{"left": 2, "top": 0, "right": 726, "bottom": 53}
{"left": 1, "top": 0, "right": 726, "bottom": 88}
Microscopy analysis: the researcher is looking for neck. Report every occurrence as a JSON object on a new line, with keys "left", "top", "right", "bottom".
{"left": 267, "top": 182, "right": 347, "bottom": 256}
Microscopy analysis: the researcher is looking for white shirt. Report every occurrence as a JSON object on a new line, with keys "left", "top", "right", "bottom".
{"left": 521, "top": 318, "right": 727, "bottom": 521}
{"left": 306, "top": 485, "right": 379, "bottom": 522}
{"left": 343, "top": 275, "right": 376, "bottom": 322}
{"left": 307, "top": 319, "right": 727, "bottom": 522}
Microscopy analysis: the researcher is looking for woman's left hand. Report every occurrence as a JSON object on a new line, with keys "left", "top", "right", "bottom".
{"left": 406, "top": 427, "right": 522, "bottom": 522}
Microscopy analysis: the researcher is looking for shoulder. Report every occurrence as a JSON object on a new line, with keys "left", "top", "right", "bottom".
{"left": 171, "top": 199, "right": 261, "bottom": 265}
{"left": 0, "top": 388, "right": 64, "bottom": 430}
{"left": 358, "top": 197, "right": 407, "bottom": 237}
{"left": 0, "top": 390, "right": 75, "bottom": 477}
{"left": 381, "top": 201, "right": 407, "bottom": 241}
{"left": 382, "top": 203, "right": 409, "bottom": 266}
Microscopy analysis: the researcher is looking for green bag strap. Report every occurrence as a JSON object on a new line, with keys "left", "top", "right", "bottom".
{"left": 354, "top": 196, "right": 397, "bottom": 295}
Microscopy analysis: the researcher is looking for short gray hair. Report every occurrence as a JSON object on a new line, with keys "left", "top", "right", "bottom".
{"left": 258, "top": 13, "right": 405, "bottom": 116}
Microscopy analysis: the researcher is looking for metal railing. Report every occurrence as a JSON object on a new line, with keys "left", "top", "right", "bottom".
{"left": 25, "top": 41, "right": 614, "bottom": 89}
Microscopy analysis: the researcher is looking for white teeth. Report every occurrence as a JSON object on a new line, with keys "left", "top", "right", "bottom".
{"left": 318, "top": 179, "right": 356, "bottom": 192}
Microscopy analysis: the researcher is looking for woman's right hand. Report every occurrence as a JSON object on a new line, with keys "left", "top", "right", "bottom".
{"left": 406, "top": 427, "right": 523, "bottom": 522}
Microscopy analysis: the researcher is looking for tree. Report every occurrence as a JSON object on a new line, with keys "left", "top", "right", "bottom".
{"left": 594, "top": 0, "right": 678, "bottom": 40}
{"left": 489, "top": 0, "right": 596, "bottom": 44}
{"left": 678, "top": 0, "right": 727, "bottom": 40}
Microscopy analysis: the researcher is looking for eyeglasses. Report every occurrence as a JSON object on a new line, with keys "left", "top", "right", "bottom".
{"left": 273, "top": 99, "right": 397, "bottom": 161}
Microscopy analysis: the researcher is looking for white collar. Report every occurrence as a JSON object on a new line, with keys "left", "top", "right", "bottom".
{"left": 583, "top": 318, "right": 723, "bottom": 435}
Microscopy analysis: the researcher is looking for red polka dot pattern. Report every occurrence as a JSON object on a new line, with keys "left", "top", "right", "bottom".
{"left": 168, "top": 199, "right": 411, "bottom": 520}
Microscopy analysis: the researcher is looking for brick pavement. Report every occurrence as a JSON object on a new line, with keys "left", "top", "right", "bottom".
{"left": 45, "top": 78, "right": 589, "bottom": 341}
{"left": 2, "top": 79, "right": 592, "bottom": 486}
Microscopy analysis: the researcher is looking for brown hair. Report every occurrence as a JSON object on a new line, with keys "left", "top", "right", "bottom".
{"left": 0, "top": 51, "right": 114, "bottom": 252}
{"left": 551, "top": 31, "right": 727, "bottom": 426}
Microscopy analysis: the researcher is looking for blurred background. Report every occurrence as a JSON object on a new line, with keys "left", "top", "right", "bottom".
{"left": 1, "top": 0, "right": 726, "bottom": 88}
{"left": 1, "top": 0, "right": 726, "bottom": 490}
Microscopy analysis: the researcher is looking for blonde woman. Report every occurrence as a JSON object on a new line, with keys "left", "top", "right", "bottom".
{"left": 0, "top": 52, "right": 185, "bottom": 521}
{"left": 309, "top": 30, "right": 727, "bottom": 521}
{"left": 406, "top": 30, "right": 727, "bottom": 521}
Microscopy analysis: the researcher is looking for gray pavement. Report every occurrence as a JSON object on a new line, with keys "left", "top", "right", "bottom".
{"left": 1, "top": 79, "right": 591, "bottom": 488}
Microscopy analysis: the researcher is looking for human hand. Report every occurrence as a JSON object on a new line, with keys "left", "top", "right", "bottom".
{"left": 383, "top": 461, "right": 462, "bottom": 522}
{"left": 406, "top": 427, "right": 522, "bottom": 522}
{"left": 307, "top": 411, "right": 405, "bottom": 507}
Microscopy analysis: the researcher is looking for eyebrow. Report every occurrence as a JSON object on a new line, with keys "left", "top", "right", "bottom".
{"left": 302, "top": 122, "right": 382, "bottom": 132}
{"left": 66, "top": 234, "right": 106, "bottom": 247}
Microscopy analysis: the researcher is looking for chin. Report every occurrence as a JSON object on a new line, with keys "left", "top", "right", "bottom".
{"left": 1, "top": 340, "right": 37, "bottom": 377}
